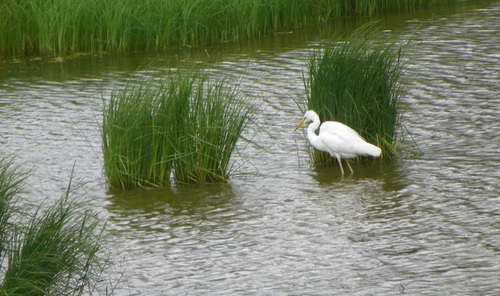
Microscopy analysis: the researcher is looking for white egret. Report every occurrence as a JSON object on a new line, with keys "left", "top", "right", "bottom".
{"left": 294, "top": 110, "right": 381, "bottom": 175}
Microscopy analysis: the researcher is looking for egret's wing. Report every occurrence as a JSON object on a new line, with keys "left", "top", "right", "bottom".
{"left": 319, "top": 121, "right": 374, "bottom": 157}
{"left": 320, "top": 121, "right": 365, "bottom": 140}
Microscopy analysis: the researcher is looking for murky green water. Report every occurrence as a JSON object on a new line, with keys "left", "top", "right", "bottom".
{"left": 1, "top": 1, "right": 499, "bottom": 295}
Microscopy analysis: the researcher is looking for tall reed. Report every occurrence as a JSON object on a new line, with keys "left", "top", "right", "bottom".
{"left": 0, "top": 160, "right": 106, "bottom": 295}
{"left": 304, "top": 26, "right": 406, "bottom": 164}
{"left": 1, "top": 0, "right": 453, "bottom": 58}
{"left": 102, "top": 77, "right": 175, "bottom": 189}
{"left": 0, "top": 156, "right": 26, "bottom": 258}
{"left": 172, "top": 75, "right": 249, "bottom": 184}
{"left": 102, "top": 70, "right": 250, "bottom": 190}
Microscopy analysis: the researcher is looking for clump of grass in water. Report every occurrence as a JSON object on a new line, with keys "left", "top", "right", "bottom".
{"left": 0, "top": 156, "right": 26, "bottom": 256}
{"left": 102, "top": 77, "right": 175, "bottom": 189}
{"left": 102, "top": 70, "right": 250, "bottom": 190}
{"left": 0, "top": 159, "right": 107, "bottom": 295}
{"left": 303, "top": 26, "right": 407, "bottom": 165}
{"left": 172, "top": 75, "right": 249, "bottom": 184}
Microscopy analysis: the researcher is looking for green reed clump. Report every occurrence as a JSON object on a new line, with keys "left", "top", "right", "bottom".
{"left": 102, "top": 70, "right": 249, "bottom": 190}
{"left": 304, "top": 27, "right": 407, "bottom": 164}
{"left": 0, "top": 0, "right": 454, "bottom": 58}
{"left": 172, "top": 76, "right": 249, "bottom": 184}
{"left": 0, "top": 156, "right": 26, "bottom": 258}
{"left": 102, "top": 78, "right": 175, "bottom": 189}
{"left": 0, "top": 160, "right": 106, "bottom": 295}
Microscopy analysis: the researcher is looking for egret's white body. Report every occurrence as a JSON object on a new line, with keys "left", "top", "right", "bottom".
{"left": 295, "top": 110, "right": 381, "bottom": 175}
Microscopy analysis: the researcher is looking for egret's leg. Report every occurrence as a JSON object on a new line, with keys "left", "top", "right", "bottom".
{"left": 345, "top": 160, "right": 354, "bottom": 175}
{"left": 334, "top": 153, "right": 345, "bottom": 175}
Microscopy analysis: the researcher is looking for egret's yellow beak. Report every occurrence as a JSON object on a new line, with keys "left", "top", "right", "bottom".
{"left": 294, "top": 118, "right": 306, "bottom": 131}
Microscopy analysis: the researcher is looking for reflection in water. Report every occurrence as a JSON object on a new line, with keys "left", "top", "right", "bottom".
{"left": 107, "top": 183, "right": 240, "bottom": 232}
{"left": 310, "top": 161, "right": 401, "bottom": 185}
{"left": 309, "top": 162, "right": 413, "bottom": 223}
{"left": 0, "top": 1, "right": 499, "bottom": 295}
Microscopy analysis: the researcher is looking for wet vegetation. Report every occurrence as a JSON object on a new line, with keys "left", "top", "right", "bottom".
{"left": 0, "top": 157, "right": 108, "bottom": 295}
{"left": 303, "top": 26, "right": 406, "bottom": 164}
{"left": 1, "top": 0, "right": 454, "bottom": 58}
{"left": 102, "top": 70, "right": 250, "bottom": 190}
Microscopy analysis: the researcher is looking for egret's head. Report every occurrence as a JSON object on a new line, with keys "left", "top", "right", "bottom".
{"left": 303, "top": 110, "right": 318, "bottom": 121}
{"left": 294, "top": 110, "right": 318, "bottom": 131}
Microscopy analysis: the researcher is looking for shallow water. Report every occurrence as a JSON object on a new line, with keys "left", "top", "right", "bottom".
{"left": 1, "top": 1, "right": 499, "bottom": 295}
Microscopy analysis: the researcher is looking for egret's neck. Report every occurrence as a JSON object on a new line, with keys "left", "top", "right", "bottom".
{"left": 306, "top": 118, "right": 321, "bottom": 148}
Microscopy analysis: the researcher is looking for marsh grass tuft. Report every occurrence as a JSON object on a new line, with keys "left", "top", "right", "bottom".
{"left": 0, "top": 156, "right": 26, "bottom": 257}
{"left": 102, "top": 70, "right": 250, "bottom": 190}
{"left": 303, "top": 26, "right": 407, "bottom": 165}
{"left": 172, "top": 76, "right": 249, "bottom": 184}
{"left": 0, "top": 160, "right": 107, "bottom": 295}
{"left": 102, "top": 77, "right": 175, "bottom": 189}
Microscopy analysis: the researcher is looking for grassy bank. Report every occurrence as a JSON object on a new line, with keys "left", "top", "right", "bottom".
{"left": 303, "top": 26, "right": 406, "bottom": 165}
{"left": 102, "top": 70, "right": 250, "bottom": 190}
{"left": 0, "top": 157, "right": 108, "bottom": 295}
{"left": 1, "top": 0, "right": 454, "bottom": 58}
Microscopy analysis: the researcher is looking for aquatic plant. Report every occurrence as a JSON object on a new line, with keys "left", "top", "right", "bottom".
{"left": 0, "top": 0, "right": 454, "bottom": 58}
{"left": 171, "top": 75, "right": 249, "bottom": 184}
{"left": 0, "top": 160, "right": 107, "bottom": 295}
{"left": 303, "top": 26, "right": 407, "bottom": 164}
{"left": 102, "top": 70, "right": 250, "bottom": 189}
{"left": 0, "top": 156, "right": 26, "bottom": 257}
{"left": 102, "top": 77, "right": 174, "bottom": 189}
